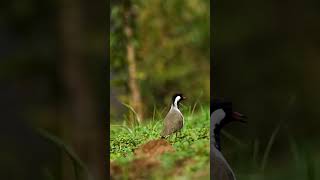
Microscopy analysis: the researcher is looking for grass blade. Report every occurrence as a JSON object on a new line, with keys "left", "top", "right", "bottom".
{"left": 221, "top": 130, "right": 247, "bottom": 148}
{"left": 253, "top": 138, "right": 260, "bottom": 168}
{"left": 122, "top": 102, "right": 141, "bottom": 125}
{"left": 260, "top": 123, "right": 281, "bottom": 172}
{"left": 35, "top": 128, "right": 92, "bottom": 180}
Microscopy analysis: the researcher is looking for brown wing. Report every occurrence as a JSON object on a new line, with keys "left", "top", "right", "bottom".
{"left": 160, "top": 109, "right": 183, "bottom": 137}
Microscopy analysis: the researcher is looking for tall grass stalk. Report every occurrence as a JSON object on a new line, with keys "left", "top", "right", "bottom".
{"left": 110, "top": 124, "right": 133, "bottom": 134}
{"left": 191, "top": 91, "right": 203, "bottom": 118}
{"left": 222, "top": 130, "right": 247, "bottom": 149}
{"left": 253, "top": 138, "right": 260, "bottom": 167}
{"left": 122, "top": 102, "right": 141, "bottom": 125}
{"left": 260, "top": 123, "right": 281, "bottom": 172}
{"left": 152, "top": 104, "right": 156, "bottom": 122}
{"left": 35, "top": 128, "right": 92, "bottom": 180}
{"left": 285, "top": 127, "right": 300, "bottom": 168}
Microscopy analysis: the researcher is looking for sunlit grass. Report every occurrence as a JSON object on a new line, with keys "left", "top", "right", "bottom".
{"left": 110, "top": 105, "right": 210, "bottom": 179}
{"left": 111, "top": 98, "right": 320, "bottom": 179}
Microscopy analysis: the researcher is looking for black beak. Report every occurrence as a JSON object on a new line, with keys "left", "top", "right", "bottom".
{"left": 231, "top": 111, "right": 248, "bottom": 123}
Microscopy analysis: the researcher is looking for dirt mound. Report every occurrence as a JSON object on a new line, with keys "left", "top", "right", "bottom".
{"left": 111, "top": 139, "right": 175, "bottom": 179}
{"left": 110, "top": 161, "right": 122, "bottom": 180}
{"left": 128, "top": 139, "right": 174, "bottom": 179}
{"left": 134, "top": 139, "right": 175, "bottom": 158}
{"left": 128, "top": 158, "right": 160, "bottom": 180}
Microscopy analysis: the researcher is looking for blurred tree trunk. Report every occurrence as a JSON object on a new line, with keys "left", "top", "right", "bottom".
{"left": 59, "top": 0, "right": 106, "bottom": 180}
{"left": 123, "top": 2, "right": 144, "bottom": 122}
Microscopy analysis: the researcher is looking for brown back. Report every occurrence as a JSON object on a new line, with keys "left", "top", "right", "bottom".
{"left": 160, "top": 108, "right": 183, "bottom": 136}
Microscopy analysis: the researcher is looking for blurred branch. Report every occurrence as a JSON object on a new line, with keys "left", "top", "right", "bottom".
{"left": 59, "top": 0, "right": 106, "bottom": 179}
{"left": 123, "top": 1, "right": 144, "bottom": 121}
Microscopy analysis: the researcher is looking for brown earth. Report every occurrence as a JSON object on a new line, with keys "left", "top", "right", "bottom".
{"left": 110, "top": 139, "right": 175, "bottom": 180}
{"left": 172, "top": 158, "right": 196, "bottom": 176}
{"left": 128, "top": 158, "right": 160, "bottom": 180}
{"left": 134, "top": 139, "right": 175, "bottom": 158}
{"left": 110, "top": 161, "right": 122, "bottom": 180}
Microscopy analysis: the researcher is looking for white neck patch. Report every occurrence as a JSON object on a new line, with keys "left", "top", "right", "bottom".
{"left": 173, "top": 96, "right": 181, "bottom": 108}
{"left": 211, "top": 109, "right": 226, "bottom": 125}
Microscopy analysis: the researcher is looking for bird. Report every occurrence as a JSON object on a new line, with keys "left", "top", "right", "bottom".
{"left": 160, "top": 93, "right": 186, "bottom": 138}
{"left": 211, "top": 99, "right": 247, "bottom": 180}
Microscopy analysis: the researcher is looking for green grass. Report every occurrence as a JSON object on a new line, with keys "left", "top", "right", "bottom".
{"left": 232, "top": 124, "right": 320, "bottom": 180}
{"left": 110, "top": 105, "right": 210, "bottom": 179}
{"left": 111, "top": 103, "right": 320, "bottom": 180}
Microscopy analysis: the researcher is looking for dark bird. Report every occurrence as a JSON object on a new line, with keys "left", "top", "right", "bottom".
{"left": 211, "top": 99, "right": 247, "bottom": 180}
{"left": 160, "top": 93, "right": 186, "bottom": 138}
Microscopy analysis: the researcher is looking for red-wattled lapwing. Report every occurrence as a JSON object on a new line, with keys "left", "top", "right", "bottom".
{"left": 211, "top": 99, "right": 247, "bottom": 180}
{"left": 160, "top": 93, "right": 186, "bottom": 138}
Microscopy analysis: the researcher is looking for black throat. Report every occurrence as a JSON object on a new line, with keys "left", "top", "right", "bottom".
{"left": 213, "top": 123, "right": 222, "bottom": 151}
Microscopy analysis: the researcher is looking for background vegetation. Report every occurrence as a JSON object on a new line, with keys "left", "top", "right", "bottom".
{"left": 110, "top": 0, "right": 210, "bottom": 179}
{"left": 0, "top": 1, "right": 106, "bottom": 180}
{"left": 3, "top": 0, "right": 319, "bottom": 179}
{"left": 214, "top": 0, "right": 320, "bottom": 179}
{"left": 110, "top": 0, "right": 210, "bottom": 122}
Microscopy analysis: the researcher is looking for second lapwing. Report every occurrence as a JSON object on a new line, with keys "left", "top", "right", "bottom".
{"left": 211, "top": 99, "right": 247, "bottom": 180}
{"left": 160, "top": 93, "right": 186, "bottom": 138}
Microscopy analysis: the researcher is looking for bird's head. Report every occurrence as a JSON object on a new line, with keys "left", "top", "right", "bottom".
{"left": 211, "top": 99, "right": 247, "bottom": 151}
{"left": 211, "top": 99, "right": 247, "bottom": 128}
{"left": 172, "top": 93, "right": 186, "bottom": 108}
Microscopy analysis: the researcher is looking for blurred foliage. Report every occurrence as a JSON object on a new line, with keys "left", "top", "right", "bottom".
{"left": 1, "top": 1, "right": 106, "bottom": 179}
{"left": 110, "top": 0, "right": 210, "bottom": 120}
{"left": 214, "top": 0, "right": 320, "bottom": 179}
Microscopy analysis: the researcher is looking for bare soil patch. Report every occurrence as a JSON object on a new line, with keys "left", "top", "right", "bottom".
{"left": 134, "top": 139, "right": 175, "bottom": 158}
